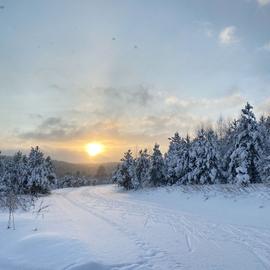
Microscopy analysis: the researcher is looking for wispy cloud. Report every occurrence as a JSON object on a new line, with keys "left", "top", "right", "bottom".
{"left": 19, "top": 117, "right": 79, "bottom": 141}
{"left": 17, "top": 88, "right": 246, "bottom": 143}
{"left": 257, "top": 0, "right": 270, "bottom": 6}
{"left": 219, "top": 26, "right": 239, "bottom": 45}
{"left": 9, "top": 84, "right": 255, "bottom": 162}
{"left": 261, "top": 41, "right": 270, "bottom": 51}
{"left": 258, "top": 98, "right": 270, "bottom": 114}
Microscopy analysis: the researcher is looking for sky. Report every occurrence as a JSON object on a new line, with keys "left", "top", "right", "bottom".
{"left": 0, "top": 0, "right": 270, "bottom": 163}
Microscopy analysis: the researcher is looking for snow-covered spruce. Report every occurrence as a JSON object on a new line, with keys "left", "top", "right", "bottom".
{"left": 164, "top": 132, "right": 189, "bottom": 185}
{"left": 27, "top": 146, "right": 56, "bottom": 194}
{"left": 186, "top": 128, "right": 222, "bottom": 185}
{"left": 227, "top": 103, "right": 263, "bottom": 185}
{"left": 149, "top": 144, "right": 166, "bottom": 187}
{"left": 134, "top": 149, "right": 151, "bottom": 188}
{"left": 113, "top": 149, "right": 136, "bottom": 190}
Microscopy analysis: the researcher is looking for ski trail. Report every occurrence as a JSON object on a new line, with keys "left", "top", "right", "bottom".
{"left": 184, "top": 233, "right": 192, "bottom": 252}
{"left": 50, "top": 186, "right": 270, "bottom": 270}
{"left": 78, "top": 186, "right": 270, "bottom": 269}
{"left": 60, "top": 191, "right": 178, "bottom": 270}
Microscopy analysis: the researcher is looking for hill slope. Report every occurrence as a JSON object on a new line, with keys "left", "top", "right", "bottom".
{"left": 52, "top": 160, "right": 118, "bottom": 178}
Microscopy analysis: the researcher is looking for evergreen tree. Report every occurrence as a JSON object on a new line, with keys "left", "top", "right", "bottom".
{"left": 176, "top": 135, "right": 191, "bottom": 184}
{"left": 2, "top": 152, "right": 30, "bottom": 229}
{"left": 186, "top": 128, "right": 221, "bottom": 185}
{"left": 164, "top": 132, "right": 186, "bottom": 185}
{"left": 115, "top": 150, "right": 135, "bottom": 190}
{"left": 259, "top": 116, "right": 270, "bottom": 157}
{"left": 228, "top": 103, "right": 263, "bottom": 185}
{"left": 258, "top": 116, "right": 270, "bottom": 182}
{"left": 2, "top": 152, "right": 26, "bottom": 196}
{"left": 111, "top": 164, "right": 120, "bottom": 184}
{"left": 0, "top": 152, "right": 6, "bottom": 195}
{"left": 205, "top": 129, "right": 222, "bottom": 183}
{"left": 149, "top": 144, "right": 166, "bottom": 186}
{"left": 222, "top": 119, "right": 239, "bottom": 183}
{"left": 261, "top": 156, "right": 270, "bottom": 183}
{"left": 27, "top": 146, "right": 54, "bottom": 194}
{"left": 135, "top": 149, "right": 150, "bottom": 188}
{"left": 44, "top": 156, "right": 56, "bottom": 188}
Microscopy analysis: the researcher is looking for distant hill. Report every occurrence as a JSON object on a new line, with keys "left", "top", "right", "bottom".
{"left": 0, "top": 154, "right": 118, "bottom": 182}
{"left": 52, "top": 160, "right": 118, "bottom": 178}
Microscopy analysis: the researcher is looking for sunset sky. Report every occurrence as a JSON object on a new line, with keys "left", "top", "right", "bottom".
{"left": 1, "top": 0, "right": 270, "bottom": 163}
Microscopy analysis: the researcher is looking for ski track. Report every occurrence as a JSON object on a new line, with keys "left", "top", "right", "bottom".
{"left": 2, "top": 185, "right": 269, "bottom": 270}
{"left": 59, "top": 191, "right": 175, "bottom": 270}
{"left": 55, "top": 186, "right": 270, "bottom": 270}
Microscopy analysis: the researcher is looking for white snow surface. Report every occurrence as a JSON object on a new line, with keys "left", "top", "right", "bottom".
{"left": 1, "top": 184, "right": 270, "bottom": 270}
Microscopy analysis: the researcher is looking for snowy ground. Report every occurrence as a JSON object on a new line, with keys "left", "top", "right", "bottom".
{"left": 1, "top": 184, "right": 270, "bottom": 270}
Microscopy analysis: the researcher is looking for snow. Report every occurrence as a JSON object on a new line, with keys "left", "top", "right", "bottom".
{"left": 1, "top": 184, "right": 270, "bottom": 270}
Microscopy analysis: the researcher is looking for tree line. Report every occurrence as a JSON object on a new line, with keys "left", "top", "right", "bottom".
{"left": 112, "top": 103, "right": 270, "bottom": 189}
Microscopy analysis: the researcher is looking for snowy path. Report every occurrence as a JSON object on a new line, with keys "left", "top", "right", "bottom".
{"left": 1, "top": 185, "right": 270, "bottom": 270}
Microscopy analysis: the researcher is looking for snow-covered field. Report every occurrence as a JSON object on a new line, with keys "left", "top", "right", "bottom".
{"left": 1, "top": 184, "right": 270, "bottom": 270}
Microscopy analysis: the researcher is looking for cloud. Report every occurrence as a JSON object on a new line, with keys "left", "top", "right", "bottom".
{"left": 257, "top": 0, "right": 270, "bottom": 6}
{"left": 16, "top": 85, "right": 157, "bottom": 145}
{"left": 257, "top": 98, "right": 270, "bottom": 114}
{"left": 261, "top": 41, "right": 270, "bottom": 51}
{"left": 94, "top": 85, "right": 154, "bottom": 109}
{"left": 14, "top": 84, "right": 251, "bottom": 162}
{"left": 18, "top": 90, "right": 246, "bottom": 143}
{"left": 219, "top": 26, "right": 239, "bottom": 45}
{"left": 39, "top": 117, "right": 62, "bottom": 128}
{"left": 19, "top": 117, "right": 80, "bottom": 141}
{"left": 165, "top": 93, "right": 245, "bottom": 110}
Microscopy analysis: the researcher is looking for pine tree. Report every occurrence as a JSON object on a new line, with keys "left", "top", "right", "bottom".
{"left": 135, "top": 149, "right": 150, "bottom": 188}
{"left": 228, "top": 103, "right": 263, "bottom": 185}
{"left": 221, "top": 119, "right": 239, "bottom": 183}
{"left": 2, "top": 152, "right": 30, "bottom": 229}
{"left": 111, "top": 164, "right": 120, "bottom": 184}
{"left": 2, "top": 152, "right": 22, "bottom": 195}
{"left": 27, "top": 146, "right": 54, "bottom": 194}
{"left": 0, "top": 151, "right": 6, "bottom": 195}
{"left": 205, "top": 129, "right": 222, "bottom": 183}
{"left": 149, "top": 144, "right": 166, "bottom": 186}
{"left": 176, "top": 135, "right": 191, "bottom": 184}
{"left": 164, "top": 132, "right": 186, "bottom": 185}
{"left": 44, "top": 156, "right": 56, "bottom": 188}
{"left": 259, "top": 116, "right": 270, "bottom": 157}
{"left": 115, "top": 150, "right": 135, "bottom": 190}
{"left": 258, "top": 116, "right": 270, "bottom": 182}
{"left": 186, "top": 128, "right": 221, "bottom": 185}
{"left": 261, "top": 156, "right": 270, "bottom": 183}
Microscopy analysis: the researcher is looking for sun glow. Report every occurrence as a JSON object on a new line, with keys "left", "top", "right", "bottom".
{"left": 86, "top": 143, "right": 104, "bottom": 157}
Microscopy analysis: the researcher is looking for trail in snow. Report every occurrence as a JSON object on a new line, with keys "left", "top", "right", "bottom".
{"left": 1, "top": 184, "right": 270, "bottom": 270}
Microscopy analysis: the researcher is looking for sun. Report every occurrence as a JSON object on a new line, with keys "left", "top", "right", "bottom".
{"left": 86, "top": 143, "right": 104, "bottom": 157}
